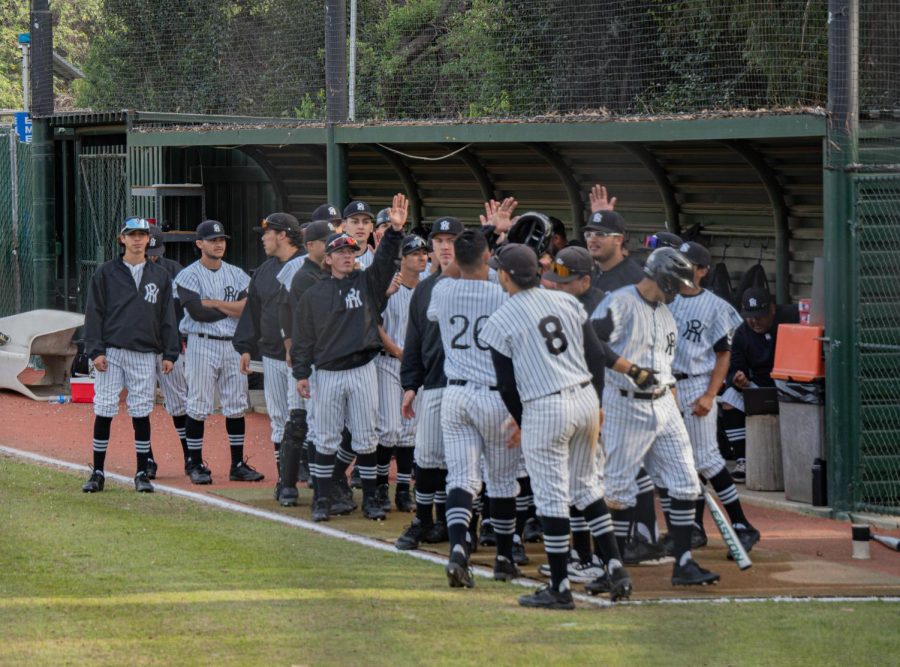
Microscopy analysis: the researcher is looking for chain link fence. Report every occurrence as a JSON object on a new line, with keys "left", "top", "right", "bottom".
{"left": 0, "top": 127, "right": 34, "bottom": 317}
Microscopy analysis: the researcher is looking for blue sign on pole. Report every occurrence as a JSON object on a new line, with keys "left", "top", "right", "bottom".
{"left": 14, "top": 112, "right": 32, "bottom": 144}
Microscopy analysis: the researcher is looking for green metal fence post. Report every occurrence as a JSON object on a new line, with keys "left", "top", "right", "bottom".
{"left": 327, "top": 125, "right": 348, "bottom": 209}
{"left": 30, "top": 117, "right": 55, "bottom": 310}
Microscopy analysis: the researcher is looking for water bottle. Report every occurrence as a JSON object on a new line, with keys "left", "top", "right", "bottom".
{"left": 49, "top": 395, "right": 71, "bottom": 404}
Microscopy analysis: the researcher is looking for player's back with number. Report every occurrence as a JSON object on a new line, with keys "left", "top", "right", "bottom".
{"left": 484, "top": 289, "right": 591, "bottom": 400}
{"left": 427, "top": 278, "right": 506, "bottom": 385}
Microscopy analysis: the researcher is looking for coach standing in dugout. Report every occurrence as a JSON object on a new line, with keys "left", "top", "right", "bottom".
{"left": 234, "top": 213, "right": 305, "bottom": 503}
{"left": 82, "top": 217, "right": 180, "bottom": 495}
{"left": 294, "top": 194, "right": 408, "bottom": 522}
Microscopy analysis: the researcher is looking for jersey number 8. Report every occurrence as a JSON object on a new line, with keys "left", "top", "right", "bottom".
{"left": 538, "top": 315, "right": 568, "bottom": 356}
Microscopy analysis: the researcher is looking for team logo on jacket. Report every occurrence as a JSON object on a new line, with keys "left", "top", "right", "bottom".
{"left": 345, "top": 287, "right": 363, "bottom": 309}
{"left": 144, "top": 283, "right": 159, "bottom": 304}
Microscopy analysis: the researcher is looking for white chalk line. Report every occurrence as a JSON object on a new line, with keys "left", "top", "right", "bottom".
{"left": 3, "top": 444, "right": 899, "bottom": 609}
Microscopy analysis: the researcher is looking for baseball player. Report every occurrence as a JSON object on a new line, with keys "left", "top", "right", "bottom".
{"left": 233, "top": 213, "right": 305, "bottom": 504}
{"left": 394, "top": 215, "right": 464, "bottom": 550}
{"left": 374, "top": 234, "right": 429, "bottom": 512}
{"left": 145, "top": 224, "right": 190, "bottom": 478}
{"left": 311, "top": 203, "right": 343, "bottom": 230}
{"left": 294, "top": 194, "right": 408, "bottom": 522}
{"left": 373, "top": 208, "right": 392, "bottom": 248}
{"left": 481, "top": 243, "right": 633, "bottom": 609}
{"left": 81, "top": 217, "right": 180, "bottom": 494}
{"left": 668, "top": 242, "right": 760, "bottom": 553}
{"left": 425, "top": 229, "right": 523, "bottom": 588}
{"left": 343, "top": 200, "right": 376, "bottom": 269}
{"left": 174, "top": 220, "right": 262, "bottom": 485}
{"left": 591, "top": 247, "right": 720, "bottom": 586}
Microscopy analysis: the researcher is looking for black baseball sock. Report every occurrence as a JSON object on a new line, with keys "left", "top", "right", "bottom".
{"left": 414, "top": 466, "right": 439, "bottom": 527}
{"left": 583, "top": 498, "right": 622, "bottom": 567}
{"left": 709, "top": 466, "right": 750, "bottom": 526}
{"left": 515, "top": 476, "right": 533, "bottom": 536}
{"left": 132, "top": 416, "right": 151, "bottom": 474}
{"left": 307, "top": 441, "right": 318, "bottom": 496}
{"left": 395, "top": 447, "right": 414, "bottom": 494}
{"left": 355, "top": 451, "right": 377, "bottom": 496}
{"left": 658, "top": 487, "right": 673, "bottom": 532}
{"left": 694, "top": 480, "right": 708, "bottom": 533}
{"left": 313, "top": 451, "right": 336, "bottom": 502}
{"left": 634, "top": 469, "right": 658, "bottom": 542}
{"left": 570, "top": 506, "right": 593, "bottom": 563}
{"left": 481, "top": 490, "right": 492, "bottom": 524}
{"left": 225, "top": 417, "right": 245, "bottom": 466}
{"left": 491, "top": 496, "right": 516, "bottom": 561}
{"left": 334, "top": 429, "right": 354, "bottom": 479}
{"left": 446, "top": 488, "right": 474, "bottom": 557}
{"left": 434, "top": 468, "right": 448, "bottom": 524}
{"left": 172, "top": 414, "right": 188, "bottom": 462}
{"left": 669, "top": 498, "right": 696, "bottom": 565}
{"left": 542, "top": 516, "right": 571, "bottom": 593}
{"left": 721, "top": 407, "right": 746, "bottom": 461}
{"left": 185, "top": 416, "right": 204, "bottom": 467}
{"left": 92, "top": 415, "right": 112, "bottom": 472}
{"left": 376, "top": 444, "right": 393, "bottom": 487}
{"left": 610, "top": 507, "right": 633, "bottom": 554}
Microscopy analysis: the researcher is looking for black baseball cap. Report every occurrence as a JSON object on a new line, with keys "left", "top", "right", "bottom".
{"left": 489, "top": 243, "right": 539, "bottom": 279}
{"left": 542, "top": 246, "right": 593, "bottom": 284}
{"left": 679, "top": 241, "right": 711, "bottom": 268}
{"left": 311, "top": 203, "right": 342, "bottom": 223}
{"left": 196, "top": 220, "right": 229, "bottom": 240}
{"left": 146, "top": 225, "right": 165, "bottom": 256}
{"left": 741, "top": 287, "right": 773, "bottom": 318}
{"left": 585, "top": 211, "right": 626, "bottom": 235}
{"left": 325, "top": 233, "right": 360, "bottom": 254}
{"left": 304, "top": 220, "right": 336, "bottom": 243}
{"left": 429, "top": 216, "right": 464, "bottom": 239}
{"left": 253, "top": 212, "right": 301, "bottom": 234}
{"left": 343, "top": 201, "right": 374, "bottom": 220}
{"left": 402, "top": 234, "right": 427, "bottom": 256}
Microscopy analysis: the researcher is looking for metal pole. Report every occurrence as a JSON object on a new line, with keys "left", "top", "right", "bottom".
{"left": 19, "top": 42, "right": 30, "bottom": 113}
{"left": 348, "top": 0, "right": 357, "bottom": 122}
{"left": 61, "top": 138, "right": 70, "bottom": 311}
{"left": 10, "top": 131, "right": 21, "bottom": 312}
{"left": 824, "top": 0, "right": 859, "bottom": 514}
{"left": 325, "top": 0, "right": 349, "bottom": 206}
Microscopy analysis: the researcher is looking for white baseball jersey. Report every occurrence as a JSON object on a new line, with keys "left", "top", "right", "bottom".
{"left": 175, "top": 261, "right": 250, "bottom": 337}
{"left": 480, "top": 289, "right": 592, "bottom": 402}
{"left": 276, "top": 254, "right": 306, "bottom": 291}
{"left": 669, "top": 290, "right": 743, "bottom": 375}
{"left": 356, "top": 248, "right": 375, "bottom": 270}
{"left": 591, "top": 286, "right": 677, "bottom": 390}
{"left": 381, "top": 284, "right": 414, "bottom": 347}
{"left": 427, "top": 278, "right": 507, "bottom": 386}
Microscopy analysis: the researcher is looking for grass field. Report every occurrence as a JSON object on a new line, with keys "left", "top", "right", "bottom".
{"left": 1, "top": 458, "right": 897, "bottom": 666}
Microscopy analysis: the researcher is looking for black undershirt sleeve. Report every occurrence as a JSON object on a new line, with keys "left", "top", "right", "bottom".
{"left": 178, "top": 286, "right": 228, "bottom": 323}
{"left": 713, "top": 335, "right": 731, "bottom": 353}
{"left": 490, "top": 348, "right": 523, "bottom": 427}
{"left": 582, "top": 321, "right": 608, "bottom": 406}
{"left": 591, "top": 311, "right": 615, "bottom": 342}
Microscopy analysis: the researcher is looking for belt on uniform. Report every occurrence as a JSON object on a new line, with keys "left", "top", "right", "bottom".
{"left": 193, "top": 333, "right": 232, "bottom": 341}
{"left": 550, "top": 381, "right": 591, "bottom": 396}
{"left": 448, "top": 379, "right": 498, "bottom": 391}
{"left": 620, "top": 386, "right": 671, "bottom": 400}
{"left": 674, "top": 373, "right": 689, "bottom": 381}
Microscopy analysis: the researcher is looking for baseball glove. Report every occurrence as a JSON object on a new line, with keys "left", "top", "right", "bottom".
{"left": 627, "top": 364, "right": 658, "bottom": 390}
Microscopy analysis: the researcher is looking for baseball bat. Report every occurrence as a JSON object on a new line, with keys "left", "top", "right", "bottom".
{"left": 872, "top": 534, "right": 900, "bottom": 552}
{"left": 703, "top": 489, "right": 752, "bottom": 570}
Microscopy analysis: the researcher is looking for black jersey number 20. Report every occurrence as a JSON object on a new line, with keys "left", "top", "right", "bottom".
{"left": 450, "top": 314, "right": 490, "bottom": 351}
{"left": 538, "top": 315, "right": 568, "bottom": 356}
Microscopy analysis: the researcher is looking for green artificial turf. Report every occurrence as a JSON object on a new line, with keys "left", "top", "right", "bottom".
{"left": 0, "top": 458, "right": 896, "bottom": 666}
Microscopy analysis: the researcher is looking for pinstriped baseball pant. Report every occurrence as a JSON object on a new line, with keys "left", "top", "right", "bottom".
{"left": 601, "top": 386, "right": 701, "bottom": 506}
{"left": 185, "top": 334, "right": 248, "bottom": 420}
{"left": 157, "top": 353, "right": 187, "bottom": 416}
{"left": 262, "top": 355, "right": 303, "bottom": 444}
{"left": 414, "top": 387, "right": 446, "bottom": 469}
{"left": 441, "top": 385, "right": 519, "bottom": 498}
{"left": 313, "top": 361, "right": 378, "bottom": 455}
{"left": 676, "top": 374, "right": 727, "bottom": 479}
{"left": 521, "top": 383, "right": 604, "bottom": 518}
{"left": 375, "top": 354, "right": 418, "bottom": 448}
{"left": 94, "top": 347, "right": 157, "bottom": 418}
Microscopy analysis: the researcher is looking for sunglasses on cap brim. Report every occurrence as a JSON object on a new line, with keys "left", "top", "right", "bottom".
{"left": 121, "top": 218, "right": 150, "bottom": 233}
{"left": 327, "top": 236, "right": 359, "bottom": 253}
{"left": 547, "top": 262, "right": 585, "bottom": 279}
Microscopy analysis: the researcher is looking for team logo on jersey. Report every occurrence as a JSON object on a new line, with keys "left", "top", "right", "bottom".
{"left": 345, "top": 287, "right": 363, "bottom": 309}
{"left": 144, "top": 283, "right": 159, "bottom": 304}
{"left": 682, "top": 319, "right": 706, "bottom": 343}
{"left": 223, "top": 286, "right": 238, "bottom": 302}
{"left": 665, "top": 331, "right": 676, "bottom": 355}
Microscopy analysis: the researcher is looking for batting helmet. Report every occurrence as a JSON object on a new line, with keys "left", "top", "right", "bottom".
{"left": 643, "top": 247, "right": 695, "bottom": 301}
{"left": 506, "top": 212, "right": 552, "bottom": 257}
{"left": 401, "top": 234, "right": 427, "bottom": 256}
{"left": 375, "top": 208, "right": 391, "bottom": 227}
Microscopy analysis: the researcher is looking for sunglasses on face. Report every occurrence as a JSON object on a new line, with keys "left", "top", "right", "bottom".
{"left": 583, "top": 230, "right": 622, "bottom": 240}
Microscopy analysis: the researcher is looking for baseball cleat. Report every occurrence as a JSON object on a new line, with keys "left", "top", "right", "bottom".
{"left": 479, "top": 521, "right": 497, "bottom": 547}
{"left": 82, "top": 469, "right": 105, "bottom": 493}
{"left": 493, "top": 556, "right": 521, "bottom": 582}
{"left": 278, "top": 486, "right": 299, "bottom": 507}
{"left": 446, "top": 558, "right": 475, "bottom": 589}
{"left": 328, "top": 492, "right": 356, "bottom": 516}
{"left": 188, "top": 464, "right": 213, "bottom": 485}
{"left": 624, "top": 534, "right": 668, "bottom": 564}
{"left": 297, "top": 457, "right": 311, "bottom": 485}
{"left": 732, "top": 458, "right": 746, "bottom": 483}
{"left": 518, "top": 585, "right": 575, "bottom": 610}
{"left": 672, "top": 558, "right": 720, "bottom": 586}
{"left": 395, "top": 519, "right": 428, "bottom": 550}
{"left": 522, "top": 517, "right": 544, "bottom": 543}
{"left": 362, "top": 494, "right": 386, "bottom": 521}
{"left": 134, "top": 471, "right": 154, "bottom": 493}
{"left": 512, "top": 539, "right": 530, "bottom": 565}
{"left": 311, "top": 497, "right": 331, "bottom": 522}
{"left": 394, "top": 489, "right": 414, "bottom": 513}
{"left": 423, "top": 521, "right": 448, "bottom": 544}
{"left": 273, "top": 477, "right": 283, "bottom": 501}
{"left": 333, "top": 477, "right": 358, "bottom": 510}
{"left": 145, "top": 458, "right": 158, "bottom": 480}
{"left": 608, "top": 566, "right": 633, "bottom": 602}
{"left": 375, "top": 484, "right": 392, "bottom": 512}
{"left": 732, "top": 525, "right": 761, "bottom": 555}
{"left": 584, "top": 572, "right": 611, "bottom": 596}
{"left": 183, "top": 459, "right": 192, "bottom": 477}
{"left": 229, "top": 460, "right": 265, "bottom": 482}
{"left": 539, "top": 553, "right": 605, "bottom": 583}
